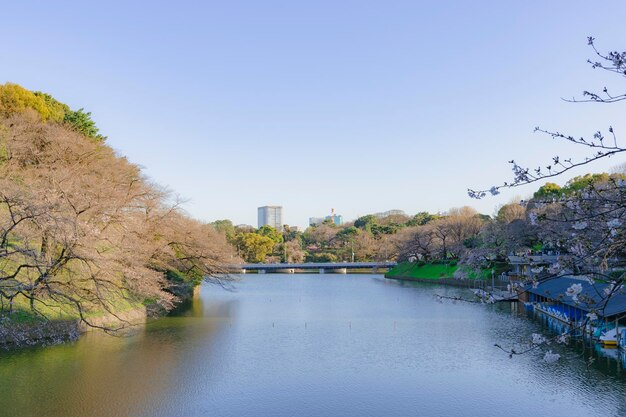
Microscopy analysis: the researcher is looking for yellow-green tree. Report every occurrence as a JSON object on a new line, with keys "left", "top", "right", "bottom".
{"left": 0, "top": 83, "right": 105, "bottom": 140}
{"left": 236, "top": 233, "right": 275, "bottom": 263}
{"left": 0, "top": 83, "right": 64, "bottom": 121}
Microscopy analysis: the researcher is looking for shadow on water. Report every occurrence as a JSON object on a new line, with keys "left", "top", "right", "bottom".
{"left": 0, "top": 290, "right": 238, "bottom": 417}
{"left": 524, "top": 308, "right": 626, "bottom": 375}
{"left": 386, "top": 277, "right": 626, "bottom": 375}
{"left": 1, "top": 275, "right": 625, "bottom": 417}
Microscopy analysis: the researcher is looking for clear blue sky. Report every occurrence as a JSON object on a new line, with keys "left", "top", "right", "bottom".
{"left": 2, "top": 1, "right": 626, "bottom": 228}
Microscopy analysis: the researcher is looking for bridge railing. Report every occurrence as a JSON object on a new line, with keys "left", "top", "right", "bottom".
{"left": 229, "top": 262, "right": 397, "bottom": 271}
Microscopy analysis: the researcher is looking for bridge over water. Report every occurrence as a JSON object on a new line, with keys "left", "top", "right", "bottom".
{"left": 231, "top": 261, "right": 397, "bottom": 274}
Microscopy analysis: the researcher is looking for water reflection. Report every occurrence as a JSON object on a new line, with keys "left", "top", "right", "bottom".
{"left": 0, "top": 291, "right": 234, "bottom": 417}
{"left": 0, "top": 274, "right": 624, "bottom": 417}
{"left": 526, "top": 306, "right": 626, "bottom": 374}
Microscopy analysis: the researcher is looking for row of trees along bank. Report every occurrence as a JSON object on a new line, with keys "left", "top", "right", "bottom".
{"left": 211, "top": 213, "right": 434, "bottom": 264}
{"left": 0, "top": 83, "right": 235, "bottom": 334}
{"left": 213, "top": 207, "right": 491, "bottom": 266}
{"left": 212, "top": 170, "right": 626, "bottom": 286}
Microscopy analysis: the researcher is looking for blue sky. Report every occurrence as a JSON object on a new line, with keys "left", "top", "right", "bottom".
{"left": 2, "top": 1, "right": 626, "bottom": 228}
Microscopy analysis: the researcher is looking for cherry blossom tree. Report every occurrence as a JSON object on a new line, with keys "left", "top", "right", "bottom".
{"left": 468, "top": 38, "right": 626, "bottom": 360}
{"left": 0, "top": 108, "right": 235, "bottom": 330}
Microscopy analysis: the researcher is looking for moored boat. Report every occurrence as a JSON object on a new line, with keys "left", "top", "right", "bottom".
{"left": 599, "top": 327, "right": 626, "bottom": 348}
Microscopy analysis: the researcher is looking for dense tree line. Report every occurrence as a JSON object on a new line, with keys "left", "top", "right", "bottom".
{"left": 214, "top": 210, "right": 476, "bottom": 264}
{"left": 214, "top": 169, "right": 626, "bottom": 287}
{"left": 0, "top": 83, "right": 235, "bottom": 326}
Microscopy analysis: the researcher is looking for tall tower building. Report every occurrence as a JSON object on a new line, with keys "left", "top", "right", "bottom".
{"left": 258, "top": 206, "right": 283, "bottom": 230}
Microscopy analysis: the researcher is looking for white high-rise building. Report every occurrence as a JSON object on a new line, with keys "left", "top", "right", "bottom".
{"left": 258, "top": 206, "right": 283, "bottom": 230}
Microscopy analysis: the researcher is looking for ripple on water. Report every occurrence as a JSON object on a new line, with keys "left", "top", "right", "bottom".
{"left": 0, "top": 274, "right": 625, "bottom": 417}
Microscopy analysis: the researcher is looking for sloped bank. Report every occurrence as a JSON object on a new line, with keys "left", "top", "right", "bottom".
{"left": 0, "top": 283, "right": 198, "bottom": 350}
{"left": 385, "top": 262, "right": 507, "bottom": 290}
{"left": 384, "top": 274, "right": 490, "bottom": 289}
{"left": 0, "top": 84, "right": 234, "bottom": 350}
{"left": 0, "top": 308, "right": 146, "bottom": 349}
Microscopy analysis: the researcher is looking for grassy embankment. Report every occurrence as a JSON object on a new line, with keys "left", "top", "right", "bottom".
{"left": 0, "top": 254, "right": 157, "bottom": 326}
{"left": 2, "top": 293, "right": 145, "bottom": 325}
{"left": 385, "top": 262, "right": 494, "bottom": 280}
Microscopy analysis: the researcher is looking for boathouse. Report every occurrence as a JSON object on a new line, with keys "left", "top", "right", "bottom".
{"left": 524, "top": 276, "right": 626, "bottom": 324}
{"left": 507, "top": 253, "right": 559, "bottom": 279}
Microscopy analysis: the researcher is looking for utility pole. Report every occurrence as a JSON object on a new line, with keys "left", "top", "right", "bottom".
{"left": 351, "top": 240, "right": 355, "bottom": 263}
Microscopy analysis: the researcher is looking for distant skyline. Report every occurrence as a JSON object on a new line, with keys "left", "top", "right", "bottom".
{"left": 2, "top": 1, "right": 626, "bottom": 229}
{"left": 257, "top": 205, "right": 283, "bottom": 230}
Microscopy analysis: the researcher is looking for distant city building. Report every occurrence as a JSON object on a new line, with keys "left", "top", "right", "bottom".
{"left": 258, "top": 206, "right": 283, "bottom": 230}
{"left": 309, "top": 217, "right": 325, "bottom": 226}
{"left": 309, "top": 209, "right": 344, "bottom": 226}
{"left": 331, "top": 214, "right": 344, "bottom": 226}
{"left": 374, "top": 209, "right": 406, "bottom": 218}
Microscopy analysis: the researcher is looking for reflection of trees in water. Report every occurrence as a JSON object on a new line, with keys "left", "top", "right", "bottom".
{"left": 0, "top": 295, "right": 238, "bottom": 417}
{"left": 529, "top": 309, "right": 626, "bottom": 375}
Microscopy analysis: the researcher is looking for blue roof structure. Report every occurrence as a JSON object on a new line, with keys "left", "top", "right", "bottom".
{"left": 526, "top": 276, "right": 626, "bottom": 318}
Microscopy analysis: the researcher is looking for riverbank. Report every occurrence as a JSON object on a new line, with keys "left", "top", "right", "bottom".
{"left": 384, "top": 275, "right": 505, "bottom": 289}
{"left": 0, "top": 283, "right": 198, "bottom": 350}
{"left": 0, "top": 307, "right": 147, "bottom": 349}
{"left": 384, "top": 262, "right": 508, "bottom": 290}
{"left": 2, "top": 274, "right": 625, "bottom": 417}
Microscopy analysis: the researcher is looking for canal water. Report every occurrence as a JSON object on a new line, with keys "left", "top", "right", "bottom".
{"left": 0, "top": 274, "right": 625, "bottom": 417}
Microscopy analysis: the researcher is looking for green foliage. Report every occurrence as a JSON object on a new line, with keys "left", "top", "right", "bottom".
{"left": 33, "top": 91, "right": 69, "bottom": 121}
{"left": 464, "top": 267, "right": 492, "bottom": 280}
{"left": 236, "top": 233, "right": 276, "bottom": 263}
{"left": 212, "top": 219, "right": 236, "bottom": 241}
{"left": 463, "top": 236, "right": 482, "bottom": 248}
{"left": 567, "top": 173, "right": 609, "bottom": 192}
{"left": 387, "top": 262, "right": 495, "bottom": 280}
{"left": 533, "top": 174, "right": 626, "bottom": 200}
{"left": 386, "top": 262, "right": 458, "bottom": 279}
{"left": 164, "top": 244, "right": 206, "bottom": 285}
{"left": 63, "top": 108, "right": 106, "bottom": 141}
{"left": 0, "top": 124, "right": 8, "bottom": 164}
{"left": 608, "top": 270, "right": 625, "bottom": 281}
{"left": 371, "top": 223, "right": 401, "bottom": 236}
{"left": 0, "top": 83, "right": 60, "bottom": 121}
{"left": 354, "top": 214, "right": 377, "bottom": 232}
{"left": 0, "top": 82, "right": 105, "bottom": 140}
{"left": 565, "top": 173, "right": 626, "bottom": 192}
{"left": 406, "top": 212, "right": 438, "bottom": 227}
{"left": 307, "top": 252, "right": 338, "bottom": 263}
{"left": 335, "top": 226, "right": 358, "bottom": 242}
{"left": 4, "top": 289, "right": 144, "bottom": 323}
{"left": 282, "top": 225, "right": 302, "bottom": 242}
{"left": 533, "top": 182, "right": 562, "bottom": 199}
{"left": 257, "top": 225, "right": 283, "bottom": 244}
{"left": 167, "top": 268, "right": 193, "bottom": 283}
